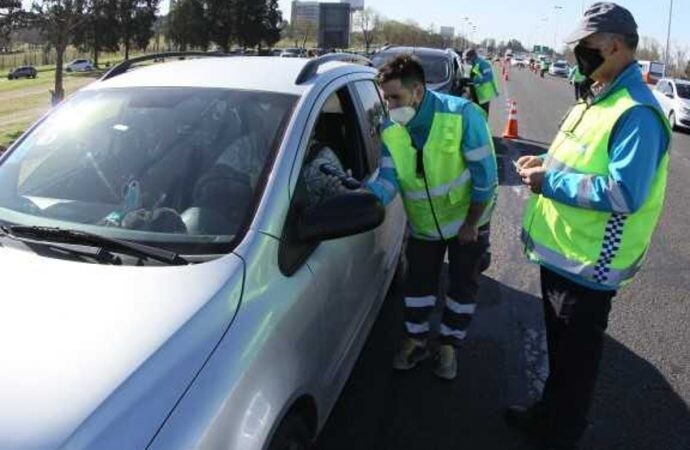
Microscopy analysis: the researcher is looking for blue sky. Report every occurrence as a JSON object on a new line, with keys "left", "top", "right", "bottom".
{"left": 278, "top": 0, "right": 690, "bottom": 50}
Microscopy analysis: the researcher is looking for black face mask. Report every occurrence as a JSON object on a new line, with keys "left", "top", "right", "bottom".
{"left": 574, "top": 44, "right": 605, "bottom": 78}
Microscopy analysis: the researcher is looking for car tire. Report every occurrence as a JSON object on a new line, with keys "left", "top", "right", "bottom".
{"left": 669, "top": 112, "right": 678, "bottom": 131}
{"left": 267, "top": 413, "right": 311, "bottom": 450}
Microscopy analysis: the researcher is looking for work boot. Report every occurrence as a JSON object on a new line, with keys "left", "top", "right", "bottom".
{"left": 433, "top": 344, "right": 458, "bottom": 380}
{"left": 504, "top": 402, "right": 547, "bottom": 437}
{"left": 392, "top": 337, "right": 429, "bottom": 370}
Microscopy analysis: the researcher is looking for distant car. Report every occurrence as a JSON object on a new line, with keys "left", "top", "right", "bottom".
{"left": 65, "top": 59, "right": 94, "bottom": 72}
{"left": 653, "top": 78, "right": 690, "bottom": 131}
{"left": 511, "top": 57, "right": 527, "bottom": 68}
{"left": 371, "top": 46, "right": 464, "bottom": 95}
{"left": 7, "top": 66, "right": 37, "bottom": 80}
{"left": 549, "top": 61, "right": 570, "bottom": 77}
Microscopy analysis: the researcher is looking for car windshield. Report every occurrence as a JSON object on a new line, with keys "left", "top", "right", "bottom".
{"left": 675, "top": 83, "right": 690, "bottom": 99}
{"left": 554, "top": 63, "right": 567, "bottom": 68}
{"left": 0, "top": 87, "right": 297, "bottom": 255}
{"left": 372, "top": 53, "right": 450, "bottom": 84}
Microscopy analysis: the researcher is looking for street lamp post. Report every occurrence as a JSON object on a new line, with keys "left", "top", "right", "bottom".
{"left": 664, "top": 0, "right": 674, "bottom": 77}
{"left": 553, "top": 5, "right": 563, "bottom": 55}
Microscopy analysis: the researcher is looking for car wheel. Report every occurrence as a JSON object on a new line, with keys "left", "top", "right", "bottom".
{"left": 669, "top": 111, "right": 678, "bottom": 131}
{"left": 267, "top": 414, "right": 311, "bottom": 450}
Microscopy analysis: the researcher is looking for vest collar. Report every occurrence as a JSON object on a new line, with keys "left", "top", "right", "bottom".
{"left": 406, "top": 89, "right": 435, "bottom": 137}
{"left": 590, "top": 61, "right": 643, "bottom": 105}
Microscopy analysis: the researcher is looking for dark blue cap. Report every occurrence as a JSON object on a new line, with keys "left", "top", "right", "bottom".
{"left": 565, "top": 2, "right": 638, "bottom": 44}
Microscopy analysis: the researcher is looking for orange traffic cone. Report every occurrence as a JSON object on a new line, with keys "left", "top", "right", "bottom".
{"left": 503, "top": 100, "right": 519, "bottom": 139}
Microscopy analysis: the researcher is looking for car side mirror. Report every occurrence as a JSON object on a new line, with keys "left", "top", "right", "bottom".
{"left": 666, "top": 92, "right": 675, "bottom": 99}
{"left": 298, "top": 191, "right": 385, "bottom": 242}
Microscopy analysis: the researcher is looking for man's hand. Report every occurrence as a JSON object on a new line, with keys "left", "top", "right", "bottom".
{"left": 457, "top": 222, "right": 479, "bottom": 244}
{"left": 519, "top": 166, "right": 547, "bottom": 194}
{"left": 515, "top": 155, "right": 544, "bottom": 171}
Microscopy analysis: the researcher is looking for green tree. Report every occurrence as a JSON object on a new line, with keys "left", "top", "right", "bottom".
{"left": 73, "top": 0, "right": 119, "bottom": 67}
{"left": 118, "top": 0, "right": 159, "bottom": 59}
{"left": 234, "top": 0, "right": 264, "bottom": 49}
{"left": 261, "top": 0, "right": 282, "bottom": 48}
{"left": 204, "top": 0, "right": 234, "bottom": 52}
{"left": 0, "top": 0, "right": 25, "bottom": 50}
{"left": 168, "top": 0, "right": 208, "bottom": 51}
{"left": 32, "top": 0, "right": 90, "bottom": 103}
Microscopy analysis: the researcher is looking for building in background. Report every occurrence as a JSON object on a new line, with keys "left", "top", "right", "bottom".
{"left": 319, "top": 3, "right": 351, "bottom": 50}
{"left": 291, "top": 1, "right": 320, "bottom": 28}
{"left": 341, "top": 0, "right": 364, "bottom": 11}
{"left": 440, "top": 26, "right": 455, "bottom": 40}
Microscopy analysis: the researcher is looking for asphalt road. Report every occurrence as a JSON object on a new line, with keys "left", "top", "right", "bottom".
{"left": 314, "top": 68, "right": 690, "bottom": 450}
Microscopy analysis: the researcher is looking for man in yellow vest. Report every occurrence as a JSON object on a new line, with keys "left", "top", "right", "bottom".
{"left": 463, "top": 48, "right": 499, "bottom": 116}
{"left": 508, "top": 3, "right": 671, "bottom": 449}
{"left": 366, "top": 54, "right": 498, "bottom": 380}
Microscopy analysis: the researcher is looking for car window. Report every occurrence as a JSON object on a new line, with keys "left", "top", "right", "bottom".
{"left": 676, "top": 83, "right": 690, "bottom": 99}
{"left": 279, "top": 87, "right": 368, "bottom": 274}
{"left": 664, "top": 82, "right": 674, "bottom": 96}
{"left": 353, "top": 80, "right": 386, "bottom": 174}
{"left": 0, "top": 87, "right": 297, "bottom": 255}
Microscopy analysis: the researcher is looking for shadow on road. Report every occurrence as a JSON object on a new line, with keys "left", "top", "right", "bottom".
{"left": 583, "top": 336, "right": 690, "bottom": 450}
{"left": 315, "top": 274, "right": 690, "bottom": 450}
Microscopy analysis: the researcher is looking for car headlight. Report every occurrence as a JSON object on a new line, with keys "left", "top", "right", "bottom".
{"left": 683, "top": 107, "right": 690, "bottom": 115}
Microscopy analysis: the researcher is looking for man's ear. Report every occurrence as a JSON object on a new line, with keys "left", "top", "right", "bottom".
{"left": 414, "top": 84, "right": 425, "bottom": 102}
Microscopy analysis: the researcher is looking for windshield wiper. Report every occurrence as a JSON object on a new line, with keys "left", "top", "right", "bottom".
{"left": 0, "top": 225, "right": 188, "bottom": 265}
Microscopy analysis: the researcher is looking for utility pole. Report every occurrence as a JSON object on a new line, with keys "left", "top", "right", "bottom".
{"left": 664, "top": 0, "right": 673, "bottom": 77}
{"left": 553, "top": 5, "right": 563, "bottom": 55}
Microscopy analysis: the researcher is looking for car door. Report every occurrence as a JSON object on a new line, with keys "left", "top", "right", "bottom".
{"left": 350, "top": 77, "right": 405, "bottom": 289}
{"left": 655, "top": 81, "right": 670, "bottom": 115}
{"left": 278, "top": 80, "right": 393, "bottom": 405}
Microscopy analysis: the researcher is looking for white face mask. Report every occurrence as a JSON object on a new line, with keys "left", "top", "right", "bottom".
{"left": 389, "top": 106, "right": 417, "bottom": 126}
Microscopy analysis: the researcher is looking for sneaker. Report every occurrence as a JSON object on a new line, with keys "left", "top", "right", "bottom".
{"left": 433, "top": 344, "right": 458, "bottom": 380}
{"left": 392, "top": 338, "right": 429, "bottom": 370}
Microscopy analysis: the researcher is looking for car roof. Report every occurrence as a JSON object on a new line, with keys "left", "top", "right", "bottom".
{"left": 377, "top": 47, "right": 453, "bottom": 58}
{"left": 84, "top": 56, "right": 374, "bottom": 96}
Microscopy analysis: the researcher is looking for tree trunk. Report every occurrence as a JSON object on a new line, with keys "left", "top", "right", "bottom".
{"left": 125, "top": 39, "right": 130, "bottom": 60}
{"left": 53, "top": 44, "right": 65, "bottom": 105}
{"left": 94, "top": 47, "right": 99, "bottom": 68}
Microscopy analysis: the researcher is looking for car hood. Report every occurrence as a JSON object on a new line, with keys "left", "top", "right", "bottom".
{"left": 0, "top": 245, "right": 244, "bottom": 450}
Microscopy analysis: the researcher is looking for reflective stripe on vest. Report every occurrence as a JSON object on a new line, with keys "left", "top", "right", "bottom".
{"left": 382, "top": 111, "right": 480, "bottom": 240}
{"left": 522, "top": 87, "right": 671, "bottom": 289}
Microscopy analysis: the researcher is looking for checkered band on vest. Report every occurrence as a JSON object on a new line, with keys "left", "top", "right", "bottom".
{"left": 593, "top": 213, "right": 628, "bottom": 283}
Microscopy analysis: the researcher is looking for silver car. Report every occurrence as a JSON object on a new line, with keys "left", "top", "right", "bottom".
{"left": 0, "top": 54, "right": 406, "bottom": 449}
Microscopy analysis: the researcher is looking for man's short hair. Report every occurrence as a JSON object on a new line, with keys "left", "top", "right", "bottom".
{"left": 602, "top": 32, "right": 639, "bottom": 51}
{"left": 377, "top": 54, "right": 426, "bottom": 89}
